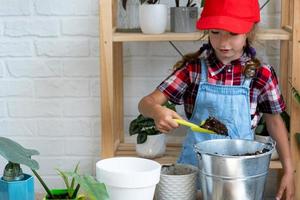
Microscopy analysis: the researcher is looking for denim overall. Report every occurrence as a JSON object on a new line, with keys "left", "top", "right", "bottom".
{"left": 178, "top": 59, "right": 254, "bottom": 166}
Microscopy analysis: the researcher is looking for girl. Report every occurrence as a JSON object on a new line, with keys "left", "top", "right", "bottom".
{"left": 138, "top": 0, "right": 295, "bottom": 199}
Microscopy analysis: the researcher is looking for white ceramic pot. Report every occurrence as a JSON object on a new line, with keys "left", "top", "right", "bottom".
{"left": 136, "top": 133, "right": 166, "bottom": 158}
{"left": 139, "top": 4, "right": 167, "bottom": 34}
{"left": 255, "top": 135, "right": 279, "bottom": 160}
{"left": 156, "top": 164, "right": 198, "bottom": 200}
{"left": 96, "top": 157, "right": 161, "bottom": 200}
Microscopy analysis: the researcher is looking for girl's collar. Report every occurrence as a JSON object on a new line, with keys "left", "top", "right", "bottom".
{"left": 206, "top": 51, "right": 252, "bottom": 76}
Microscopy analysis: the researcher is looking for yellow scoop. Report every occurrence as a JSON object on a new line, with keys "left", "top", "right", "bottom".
{"left": 174, "top": 119, "right": 216, "bottom": 134}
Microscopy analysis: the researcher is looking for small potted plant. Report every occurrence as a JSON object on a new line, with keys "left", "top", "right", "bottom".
{"left": 170, "top": 0, "right": 200, "bottom": 33}
{"left": 0, "top": 137, "right": 39, "bottom": 200}
{"left": 33, "top": 163, "right": 109, "bottom": 200}
{"left": 129, "top": 101, "right": 176, "bottom": 158}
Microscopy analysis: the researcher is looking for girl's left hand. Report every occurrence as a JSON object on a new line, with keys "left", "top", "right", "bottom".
{"left": 276, "top": 171, "right": 295, "bottom": 200}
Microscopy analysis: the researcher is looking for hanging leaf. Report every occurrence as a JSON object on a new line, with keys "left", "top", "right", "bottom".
{"left": 291, "top": 85, "right": 300, "bottom": 105}
{"left": 137, "top": 133, "right": 147, "bottom": 144}
{"left": 122, "top": 0, "right": 127, "bottom": 10}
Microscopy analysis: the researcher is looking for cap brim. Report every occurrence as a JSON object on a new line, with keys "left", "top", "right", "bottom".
{"left": 196, "top": 16, "right": 254, "bottom": 34}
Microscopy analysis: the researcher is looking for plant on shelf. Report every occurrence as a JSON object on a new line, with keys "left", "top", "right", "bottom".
{"left": 170, "top": 0, "right": 199, "bottom": 33}
{"left": 129, "top": 101, "right": 176, "bottom": 144}
{"left": 174, "top": 0, "right": 197, "bottom": 7}
{"left": 129, "top": 101, "right": 176, "bottom": 158}
{"left": 33, "top": 163, "right": 109, "bottom": 200}
{"left": 122, "top": 0, "right": 159, "bottom": 10}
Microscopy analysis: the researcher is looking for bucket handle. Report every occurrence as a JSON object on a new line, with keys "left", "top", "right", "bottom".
{"left": 193, "top": 144, "right": 202, "bottom": 161}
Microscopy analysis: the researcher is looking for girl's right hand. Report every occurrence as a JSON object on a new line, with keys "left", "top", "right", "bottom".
{"left": 152, "top": 105, "right": 182, "bottom": 133}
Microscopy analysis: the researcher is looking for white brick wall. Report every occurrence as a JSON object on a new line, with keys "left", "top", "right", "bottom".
{"left": 0, "top": 0, "right": 281, "bottom": 195}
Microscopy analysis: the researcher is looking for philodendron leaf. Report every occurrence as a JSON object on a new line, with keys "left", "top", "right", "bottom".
{"left": 122, "top": 0, "right": 127, "bottom": 9}
{"left": 0, "top": 137, "right": 40, "bottom": 170}
{"left": 137, "top": 133, "right": 147, "bottom": 144}
{"left": 291, "top": 85, "right": 300, "bottom": 104}
{"left": 70, "top": 173, "right": 109, "bottom": 200}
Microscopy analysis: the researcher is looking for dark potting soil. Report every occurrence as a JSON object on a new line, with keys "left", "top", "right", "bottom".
{"left": 231, "top": 148, "right": 270, "bottom": 156}
{"left": 200, "top": 116, "right": 228, "bottom": 136}
{"left": 213, "top": 148, "right": 270, "bottom": 156}
{"left": 161, "top": 165, "right": 195, "bottom": 175}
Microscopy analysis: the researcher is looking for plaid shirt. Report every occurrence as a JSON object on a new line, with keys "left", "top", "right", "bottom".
{"left": 158, "top": 51, "right": 285, "bottom": 129}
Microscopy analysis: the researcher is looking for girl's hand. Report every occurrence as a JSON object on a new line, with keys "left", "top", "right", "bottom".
{"left": 276, "top": 171, "right": 295, "bottom": 200}
{"left": 152, "top": 105, "right": 182, "bottom": 133}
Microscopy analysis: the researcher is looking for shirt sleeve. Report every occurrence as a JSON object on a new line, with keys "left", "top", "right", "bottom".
{"left": 157, "top": 65, "right": 191, "bottom": 105}
{"left": 257, "top": 65, "right": 286, "bottom": 114}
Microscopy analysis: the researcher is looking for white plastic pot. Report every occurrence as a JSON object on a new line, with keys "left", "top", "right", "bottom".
{"left": 96, "top": 157, "right": 161, "bottom": 200}
{"left": 136, "top": 133, "right": 166, "bottom": 158}
{"left": 139, "top": 4, "right": 167, "bottom": 34}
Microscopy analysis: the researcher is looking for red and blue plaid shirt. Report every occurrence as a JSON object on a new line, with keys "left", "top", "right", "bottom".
{"left": 158, "top": 51, "right": 285, "bottom": 129}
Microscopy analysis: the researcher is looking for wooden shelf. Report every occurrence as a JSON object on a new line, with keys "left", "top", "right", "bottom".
{"left": 115, "top": 143, "right": 282, "bottom": 169}
{"left": 112, "top": 28, "right": 291, "bottom": 42}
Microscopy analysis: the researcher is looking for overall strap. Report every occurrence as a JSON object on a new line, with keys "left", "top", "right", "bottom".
{"left": 243, "top": 77, "right": 252, "bottom": 88}
{"left": 200, "top": 59, "right": 208, "bottom": 82}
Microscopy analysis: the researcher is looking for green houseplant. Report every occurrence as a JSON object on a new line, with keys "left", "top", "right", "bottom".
{"left": 129, "top": 101, "right": 176, "bottom": 144}
{"left": 0, "top": 136, "right": 109, "bottom": 200}
{"left": 33, "top": 163, "right": 109, "bottom": 200}
{"left": 0, "top": 137, "right": 39, "bottom": 200}
{"left": 122, "top": 0, "right": 159, "bottom": 10}
{"left": 129, "top": 101, "right": 176, "bottom": 158}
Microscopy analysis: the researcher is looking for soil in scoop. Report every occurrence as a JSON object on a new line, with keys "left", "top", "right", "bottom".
{"left": 200, "top": 116, "right": 228, "bottom": 136}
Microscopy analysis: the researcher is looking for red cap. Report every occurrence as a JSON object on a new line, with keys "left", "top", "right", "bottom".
{"left": 196, "top": 0, "right": 260, "bottom": 34}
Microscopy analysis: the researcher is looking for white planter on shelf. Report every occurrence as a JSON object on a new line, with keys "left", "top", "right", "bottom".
{"left": 139, "top": 4, "right": 167, "bottom": 34}
{"left": 136, "top": 133, "right": 166, "bottom": 158}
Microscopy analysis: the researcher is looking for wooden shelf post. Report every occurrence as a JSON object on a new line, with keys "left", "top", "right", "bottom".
{"left": 99, "top": 0, "right": 124, "bottom": 158}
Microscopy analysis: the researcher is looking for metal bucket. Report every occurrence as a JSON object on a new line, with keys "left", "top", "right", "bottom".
{"left": 194, "top": 139, "right": 275, "bottom": 200}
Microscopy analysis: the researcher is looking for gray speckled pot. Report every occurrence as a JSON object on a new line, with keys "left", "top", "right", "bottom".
{"left": 170, "top": 7, "right": 198, "bottom": 33}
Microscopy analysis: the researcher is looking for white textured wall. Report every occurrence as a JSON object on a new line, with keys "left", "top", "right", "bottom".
{"left": 0, "top": 0, "right": 281, "bottom": 193}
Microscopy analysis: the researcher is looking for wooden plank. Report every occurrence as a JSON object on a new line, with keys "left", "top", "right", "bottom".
{"left": 290, "top": 0, "right": 300, "bottom": 199}
{"left": 112, "top": 29, "right": 291, "bottom": 42}
{"left": 99, "top": 0, "right": 116, "bottom": 158}
{"left": 279, "top": 41, "right": 290, "bottom": 109}
{"left": 113, "top": 42, "right": 124, "bottom": 143}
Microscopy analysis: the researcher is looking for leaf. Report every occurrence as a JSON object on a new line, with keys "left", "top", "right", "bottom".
{"left": 122, "top": 0, "right": 127, "bottom": 10}
{"left": 72, "top": 174, "right": 109, "bottom": 200}
{"left": 56, "top": 169, "right": 72, "bottom": 196}
{"left": 139, "top": 0, "right": 147, "bottom": 4}
{"left": 70, "top": 162, "right": 80, "bottom": 191}
{"left": 137, "top": 133, "right": 147, "bottom": 144}
{"left": 291, "top": 85, "right": 300, "bottom": 104}
{"left": 200, "top": 0, "right": 205, "bottom": 7}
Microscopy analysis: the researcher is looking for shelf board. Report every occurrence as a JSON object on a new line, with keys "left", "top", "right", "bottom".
{"left": 112, "top": 28, "right": 291, "bottom": 42}
{"left": 115, "top": 143, "right": 282, "bottom": 169}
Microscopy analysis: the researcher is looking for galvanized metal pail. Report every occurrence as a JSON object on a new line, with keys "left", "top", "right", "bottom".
{"left": 194, "top": 139, "right": 275, "bottom": 200}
